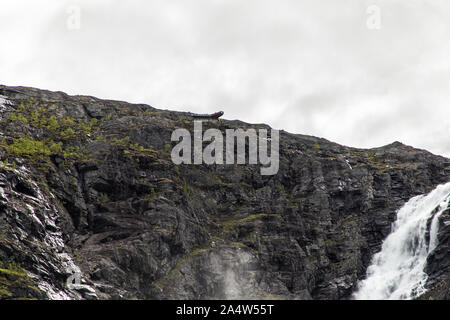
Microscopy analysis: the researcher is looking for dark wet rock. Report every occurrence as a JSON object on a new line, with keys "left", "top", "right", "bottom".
{"left": 421, "top": 207, "right": 450, "bottom": 300}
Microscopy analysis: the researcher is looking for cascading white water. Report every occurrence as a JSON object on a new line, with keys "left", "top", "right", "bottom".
{"left": 354, "top": 182, "right": 450, "bottom": 300}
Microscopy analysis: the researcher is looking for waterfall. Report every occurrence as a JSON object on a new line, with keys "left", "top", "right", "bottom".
{"left": 353, "top": 182, "right": 450, "bottom": 300}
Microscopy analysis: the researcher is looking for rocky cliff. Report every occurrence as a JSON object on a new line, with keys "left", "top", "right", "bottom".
{"left": 0, "top": 85, "right": 448, "bottom": 300}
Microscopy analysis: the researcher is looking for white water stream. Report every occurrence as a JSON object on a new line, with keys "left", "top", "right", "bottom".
{"left": 354, "top": 182, "right": 450, "bottom": 299}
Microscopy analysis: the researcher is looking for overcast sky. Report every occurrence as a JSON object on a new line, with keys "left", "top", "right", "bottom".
{"left": 1, "top": 0, "right": 449, "bottom": 157}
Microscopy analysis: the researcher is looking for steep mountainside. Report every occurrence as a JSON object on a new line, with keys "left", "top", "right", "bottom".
{"left": 0, "top": 85, "right": 449, "bottom": 300}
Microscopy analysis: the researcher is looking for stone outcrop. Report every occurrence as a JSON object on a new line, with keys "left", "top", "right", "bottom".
{"left": 0, "top": 85, "right": 448, "bottom": 300}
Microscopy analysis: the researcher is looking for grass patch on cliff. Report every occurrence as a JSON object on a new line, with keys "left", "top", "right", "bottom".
{"left": 0, "top": 261, "right": 27, "bottom": 277}
{"left": 0, "top": 99, "right": 96, "bottom": 167}
{"left": 0, "top": 137, "right": 88, "bottom": 169}
{"left": 1, "top": 137, "right": 60, "bottom": 160}
{"left": 110, "top": 136, "right": 158, "bottom": 159}
{"left": 7, "top": 99, "right": 99, "bottom": 141}
{"left": 0, "top": 260, "right": 42, "bottom": 299}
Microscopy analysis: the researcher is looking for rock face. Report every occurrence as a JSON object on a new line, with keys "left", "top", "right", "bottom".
{"left": 420, "top": 205, "right": 450, "bottom": 300}
{"left": 0, "top": 85, "right": 449, "bottom": 300}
